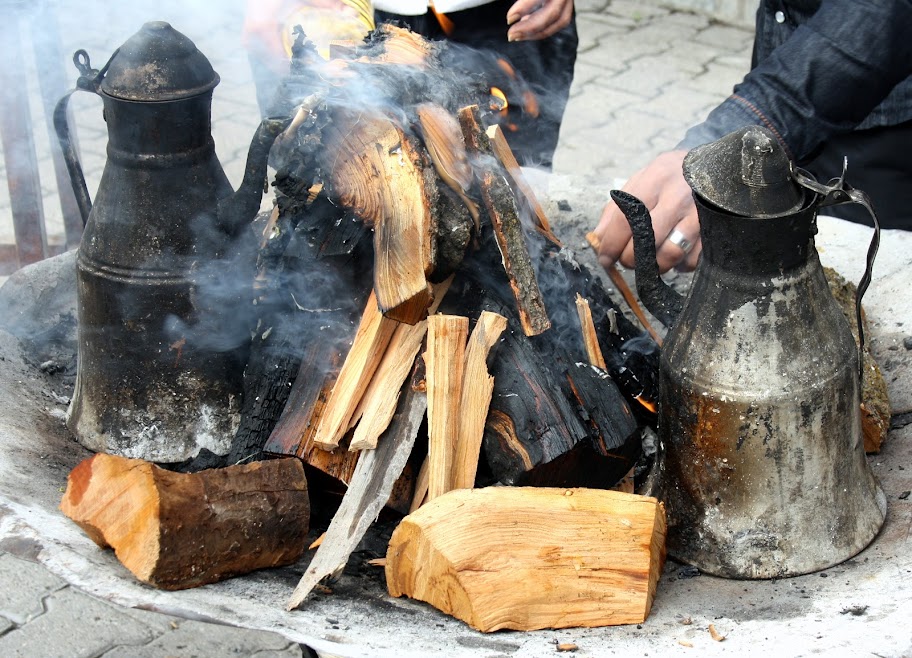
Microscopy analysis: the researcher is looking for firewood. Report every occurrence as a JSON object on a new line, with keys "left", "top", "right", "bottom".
{"left": 458, "top": 105, "right": 551, "bottom": 336}
{"left": 417, "top": 103, "right": 480, "bottom": 229}
{"left": 60, "top": 455, "right": 309, "bottom": 590}
{"left": 576, "top": 294, "right": 635, "bottom": 493}
{"left": 323, "top": 111, "right": 436, "bottom": 324}
{"left": 410, "top": 456, "right": 430, "bottom": 513}
{"left": 575, "top": 294, "right": 607, "bottom": 370}
{"left": 312, "top": 290, "right": 399, "bottom": 451}
{"left": 485, "top": 124, "right": 561, "bottom": 245}
{"left": 349, "top": 278, "right": 452, "bottom": 451}
{"left": 425, "top": 314, "right": 469, "bottom": 500}
{"left": 287, "top": 385, "right": 427, "bottom": 609}
{"left": 452, "top": 310, "right": 507, "bottom": 490}
{"left": 386, "top": 487, "right": 667, "bottom": 632}
{"left": 357, "top": 24, "right": 437, "bottom": 67}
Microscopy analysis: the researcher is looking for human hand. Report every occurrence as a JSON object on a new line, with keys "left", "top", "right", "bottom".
{"left": 592, "top": 149, "right": 701, "bottom": 274}
{"left": 506, "top": 0, "right": 574, "bottom": 41}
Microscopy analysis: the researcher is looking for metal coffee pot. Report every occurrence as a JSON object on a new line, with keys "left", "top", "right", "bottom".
{"left": 611, "top": 125, "right": 886, "bottom": 578}
{"left": 55, "top": 22, "right": 287, "bottom": 462}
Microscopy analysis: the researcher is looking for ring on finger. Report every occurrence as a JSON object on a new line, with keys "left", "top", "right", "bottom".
{"left": 666, "top": 228, "right": 694, "bottom": 254}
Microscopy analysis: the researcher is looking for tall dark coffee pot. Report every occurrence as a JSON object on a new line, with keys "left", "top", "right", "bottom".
{"left": 611, "top": 126, "right": 886, "bottom": 578}
{"left": 54, "top": 22, "right": 287, "bottom": 462}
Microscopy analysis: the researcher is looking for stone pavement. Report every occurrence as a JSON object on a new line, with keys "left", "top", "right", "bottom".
{"left": 0, "top": 1, "right": 752, "bottom": 655}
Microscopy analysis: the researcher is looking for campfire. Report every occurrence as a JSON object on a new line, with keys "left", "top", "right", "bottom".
{"left": 60, "top": 22, "right": 668, "bottom": 631}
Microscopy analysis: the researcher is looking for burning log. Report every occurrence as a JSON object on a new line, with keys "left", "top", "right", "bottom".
{"left": 60, "top": 454, "right": 309, "bottom": 590}
{"left": 386, "top": 487, "right": 667, "bottom": 632}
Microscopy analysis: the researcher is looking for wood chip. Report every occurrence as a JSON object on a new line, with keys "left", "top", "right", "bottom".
{"left": 556, "top": 643, "right": 578, "bottom": 652}
{"left": 678, "top": 639, "right": 694, "bottom": 648}
{"left": 366, "top": 558, "right": 387, "bottom": 567}
{"left": 709, "top": 623, "right": 725, "bottom": 642}
{"left": 309, "top": 533, "right": 326, "bottom": 550}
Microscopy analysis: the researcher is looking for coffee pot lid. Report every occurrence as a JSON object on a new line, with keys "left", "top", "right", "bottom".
{"left": 100, "top": 21, "right": 219, "bottom": 101}
{"left": 682, "top": 125, "right": 805, "bottom": 218}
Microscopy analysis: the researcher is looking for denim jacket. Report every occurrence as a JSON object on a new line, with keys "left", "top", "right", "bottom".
{"left": 678, "top": 0, "right": 912, "bottom": 161}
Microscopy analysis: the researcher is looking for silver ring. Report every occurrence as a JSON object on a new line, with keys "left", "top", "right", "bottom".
{"left": 667, "top": 228, "right": 694, "bottom": 254}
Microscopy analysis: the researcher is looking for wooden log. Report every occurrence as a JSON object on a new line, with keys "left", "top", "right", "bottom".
{"left": 425, "top": 314, "right": 469, "bottom": 500}
{"left": 60, "top": 454, "right": 309, "bottom": 590}
{"left": 312, "top": 290, "right": 399, "bottom": 451}
{"left": 386, "top": 487, "right": 667, "bottom": 632}
{"left": 458, "top": 105, "right": 550, "bottom": 336}
{"left": 452, "top": 310, "right": 507, "bottom": 490}
{"left": 323, "top": 111, "right": 436, "bottom": 324}
{"left": 287, "top": 385, "right": 428, "bottom": 610}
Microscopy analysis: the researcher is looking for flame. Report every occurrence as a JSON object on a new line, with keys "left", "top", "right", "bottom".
{"left": 496, "top": 57, "right": 517, "bottom": 79}
{"left": 523, "top": 90, "right": 540, "bottom": 118}
{"left": 635, "top": 395, "right": 657, "bottom": 414}
{"left": 490, "top": 87, "right": 508, "bottom": 112}
{"left": 431, "top": 7, "right": 456, "bottom": 36}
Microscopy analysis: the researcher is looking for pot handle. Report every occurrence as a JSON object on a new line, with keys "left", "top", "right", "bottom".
{"left": 53, "top": 49, "right": 115, "bottom": 225}
{"left": 792, "top": 162, "right": 881, "bottom": 383}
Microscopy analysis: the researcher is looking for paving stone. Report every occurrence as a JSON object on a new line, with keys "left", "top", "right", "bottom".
{"left": 0, "top": 586, "right": 161, "bottom": 658}
{"left": 693, "top": 22, "right": 754, "bottom": 51}
{"left": 103, "top": 619, "right": 304, "bottom": 658}
{"left": 0, "top": 552, "right": 65, "bottom": 624}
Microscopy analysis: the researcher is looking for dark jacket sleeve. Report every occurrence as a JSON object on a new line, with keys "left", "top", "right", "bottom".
{"left": 678, "top": 0, "right": 912, "bottom": 160}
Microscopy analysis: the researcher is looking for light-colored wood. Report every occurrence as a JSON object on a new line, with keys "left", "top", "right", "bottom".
{"left": 349, "top": 278, "right": 452, "bottom": 452}
{"left": 60, "top": 455, "right": 309, "bottom": 591}
{"left": 452, "top": 311, "right": 507, "bottom": 490}
{"left": 575, "top": 294, "right": 607, "bottom": 370}
{"left": 312, "top": 290, "right": 399, "bottom": 451}
{"left": 424, "top": 314, "right": 469, "bottom": 500}
{"left": 485, "top": 124, "right": 561, "bottom": 245}
{"left": 585, "top": 231, "right": 663, "bottom": 346}
{"left": 324, "top": 112, "right": 435, "bottom": 324}
{"left": 287, "top": 386, "right": 427, "bottom": 610}
{"left": 410, "top": 456, "right": 430, "bottom": 513}
{"left": 386, "top": 487, "right": 667, "bottom": 632}
{"left": 418, "top": 103, "right": 479, "bottom": 228}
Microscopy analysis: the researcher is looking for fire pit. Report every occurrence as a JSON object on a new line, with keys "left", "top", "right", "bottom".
{"left": 1, "top": 194, "right": 911, "bottom": 655}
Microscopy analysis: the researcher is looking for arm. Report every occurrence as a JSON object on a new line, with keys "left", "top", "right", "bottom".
{"left": 596, "top": 0, "right": 912, "bottom": 274}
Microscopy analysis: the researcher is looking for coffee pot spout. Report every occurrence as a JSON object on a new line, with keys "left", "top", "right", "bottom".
{"left": 609, "top": 189, "right": 684, "bottom": 329}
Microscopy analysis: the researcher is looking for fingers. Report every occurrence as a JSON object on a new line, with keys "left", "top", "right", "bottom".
{"left": 507, "top": 0, "right": 574, "bottom": 41}
{"left": 593, "top": 150, "right": 702, "bottom": 274}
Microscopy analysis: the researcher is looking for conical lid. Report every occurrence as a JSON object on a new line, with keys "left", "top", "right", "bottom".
{"left": 683, "top": 125, "right": 805, "bottom": 218}
{"left": 100, "top": 21, "right": 219, "bottom": 101}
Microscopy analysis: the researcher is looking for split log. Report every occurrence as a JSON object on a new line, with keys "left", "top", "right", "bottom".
{"left": 575, "top": 293, "right": 607, "bottom": 370}
{"left": 386, "top": 487, "right": 667, "bottom": 632}
{"left": 287, "top": 384, "right": 428, "bottom": 609}
{"left": 312, "top": 290, "right": 399, "bottom": 451}
{"left": 425, "top": 314, "right": 469, "bottom": 500}
{"left": 349, "top": 278, "right": 452, "bottom": 451}
{"left": 452, "top": 310, "right": 507, "bottom": 490}
{"left": 60, "top": 455, "right": 309, "bottom": 590}
{"left": 458, "top": 105, "right": 550, "bottom": 336}
{"left": 323, "top": 111, "right": 436, "bottom": 324}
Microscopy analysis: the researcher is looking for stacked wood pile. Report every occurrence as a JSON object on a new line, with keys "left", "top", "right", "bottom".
{"left": 62, "top": 24, "right": 665, "bottom": 625}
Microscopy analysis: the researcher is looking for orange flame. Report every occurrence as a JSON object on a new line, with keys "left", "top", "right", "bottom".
{"left": 431, "top": 8, "right": 456, "bottom": 36}
{"left": 490, "top": 87, "right": 508, "bottom": 112}
{"left": 496, "top": 57, "right": 517, "bottom": 79}
{"left": 635, "top": 395, "right": 657, "bottom": 414}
